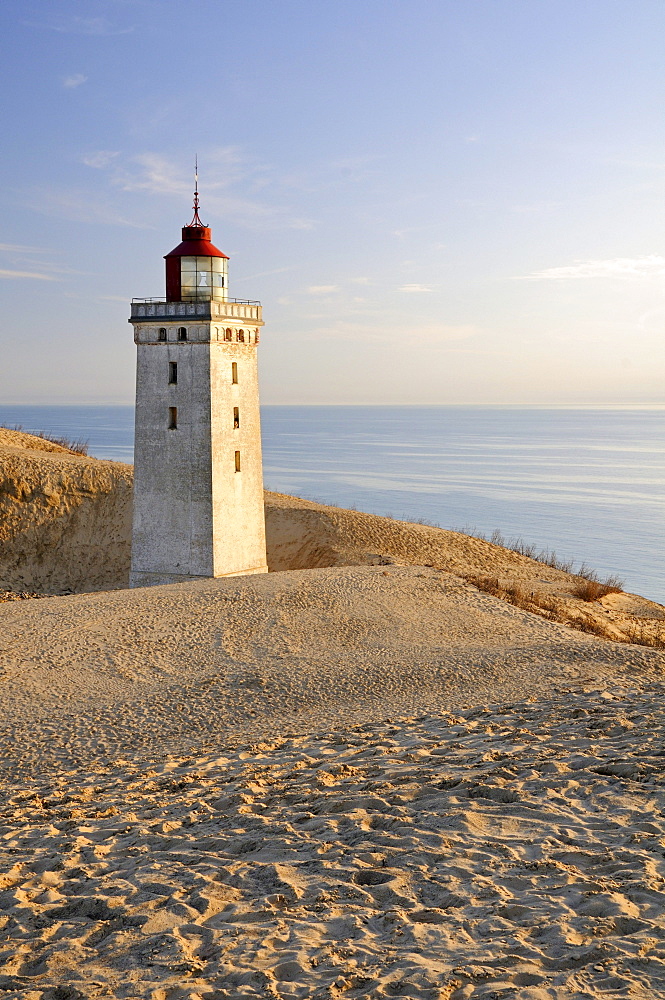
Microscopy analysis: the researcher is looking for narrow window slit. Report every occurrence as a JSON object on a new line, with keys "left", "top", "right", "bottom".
{"left": 168, "top": 407, "right": 178, "bottom": 430}
{"left": 232, "top": 362, "right": 238, "bottom": 384}
{"left": 235, "top": 450, "right": 241, "bottom": 472}
{"left": 233, "top": 406, "right": 239, "bottom": 428}
{"left": 168, "top": 361, "right": 177, "bottom": 384}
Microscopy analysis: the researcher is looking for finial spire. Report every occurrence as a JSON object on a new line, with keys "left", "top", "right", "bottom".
{"left": 189, "top": 155, "right": 205, "bottom": 227}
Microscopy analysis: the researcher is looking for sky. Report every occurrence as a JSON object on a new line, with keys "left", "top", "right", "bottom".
{"left": 1, "top": 0, "right": 665, "bottom": 405}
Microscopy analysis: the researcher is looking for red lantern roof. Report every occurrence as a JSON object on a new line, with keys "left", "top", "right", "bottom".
{"left": 165, "top": 232, "right": 229, "bottom": 259}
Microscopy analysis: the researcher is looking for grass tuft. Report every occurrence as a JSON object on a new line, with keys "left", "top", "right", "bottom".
{"left": 464, "top": 575, "right": 559, "bottom": 619}
{"left": 571, "top": 577, "right": 623, "bottom": 602}
{"left": 464, "top": 574, "right": 665, "bottom": 649}
{"left": 460, "top": 526, "right": 624, "bottom": 585}
{"left": 624, "top": 622, "right": 665, "bottom": 649}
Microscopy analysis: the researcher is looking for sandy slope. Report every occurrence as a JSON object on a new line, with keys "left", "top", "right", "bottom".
{"left": 0, "top": 428, "right": 573, "bottom": 595}
{"left": 0, "top": 434, "right": 132, "bottom": 594}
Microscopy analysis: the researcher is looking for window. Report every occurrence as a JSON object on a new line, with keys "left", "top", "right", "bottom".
{"left": 232, "top": 362, "right": 238, "bottom": 384}
{"left": 178, "top": 327, "right": 187, "bottom": 341}
{"left": 225, "top": 328, "right": 232, "bottom": 341}
{"left": 180, "top": 255, "right": 227, "bottom": 302}
{"left": 168, "top": 407, "right": 177, "bottom": 430}
{"left": 235, "top": 450, "right": 241, "bottom": 472}
{"left": 238, "top": 329, "right": 245, "bottom": 343}
{"left": 158, "top": 328, "right": 167, "bottom": 342}
{"left": 168, "top": 361, "right": 177, "bottom": 385}
{"left": 233, "top": 406, "right": 239, "bottom": 429}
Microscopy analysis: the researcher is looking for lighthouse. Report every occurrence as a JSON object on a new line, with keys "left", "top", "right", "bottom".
{"left": 128, "top": 183, "right": 268, "bottom": 587}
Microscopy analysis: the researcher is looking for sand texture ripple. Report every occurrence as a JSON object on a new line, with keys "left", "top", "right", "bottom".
{"left": 2, "top": 687, "right": 665, "bottom": 999}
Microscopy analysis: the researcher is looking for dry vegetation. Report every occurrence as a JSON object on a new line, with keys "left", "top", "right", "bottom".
{"left": 467, "top": 527, "right": 623, "bottom": 583}
{"left": 463, "top": 574, "right": 561, "bottom": 619}
{"left": 624, "top": 620, "right": 665, "bottom": 649}
{"left": 460, "top": 529, "right": 665, "bottom": 648}
{"left": 5, "top": 424, "right": 89, "bottom": 456}
{"left": 465, "top": 572, "right": 665, "bottom": 649}
{"left": 571, "top": 575, "right": 624, "bottom": 602}
{"left": 0, "top": 430, "right": 133, "bottom": 594}
{"left": 0, "top": 590, "right": 47, "bottom": 603}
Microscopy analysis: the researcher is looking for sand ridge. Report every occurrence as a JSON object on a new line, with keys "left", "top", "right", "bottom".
{"left": 2, "top": 429, "right": 663, "bottom": 647}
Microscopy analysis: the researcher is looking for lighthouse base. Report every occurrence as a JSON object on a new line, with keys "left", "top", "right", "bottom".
{"left": 129, "top": 565, "right": 269, "bottom": 589}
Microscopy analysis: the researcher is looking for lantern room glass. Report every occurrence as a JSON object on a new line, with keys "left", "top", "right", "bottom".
{"left": 180, "top": 256, "right": 228, "bottom": 301}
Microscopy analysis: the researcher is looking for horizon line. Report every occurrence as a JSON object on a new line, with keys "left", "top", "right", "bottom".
{"left": 1, "top": 401, "right": 664, "bottom": 410}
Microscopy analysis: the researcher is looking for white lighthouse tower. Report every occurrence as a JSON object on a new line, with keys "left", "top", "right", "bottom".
{"left": 128, "top": 183, "right": 268, "bottom": 587}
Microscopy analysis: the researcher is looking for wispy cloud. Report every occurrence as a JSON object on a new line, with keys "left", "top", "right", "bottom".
{"left": 0, "top": 268, "right": 57, "bottom": 281}
{"left": 280, "top": 154, "right": 381, "bottom": 194}
{"left": 83, "top": 149, "right": 315, "bottom": 231}
{"left": 511, "top": 201, "right": 560, "bottom": 215}
{"left": 113, "top": 152, "right": 199, "bottom": 198}
{"left": 399, "top": 283, "right": 432, "bottom": 293}
{"left": 25, "top": 16, "right": 133, "bottom": 35}
{"left": 289, "top": 217, "right": 316, "bottom": 231}
{"left": 0, "top": 243, "right": 48, "bottom": 254}
{"left": 519, "top": 255, "right": 665, "bottom": 281}
{"left": 63, "top": 73, "right": 87, "bottom": 89}
{"left": 308, "top": 285, "right": 339, "bottom": 295}
{"left": 83, "top": 151, "right": 120, "bottom": 169}
{"left": 25, "top": 187, "right": 150, "bottom": 228}
{"left": 393, "top": 323, "right": 477, "bottom": 345}
{"left": 235, "top": 266, "right": 293, "bottom": 282}
{"left": 392, "top": 224, "right": 441, "bottom": 238}
{"left": 0, "top": 243, "right": 72, "bottom": 281}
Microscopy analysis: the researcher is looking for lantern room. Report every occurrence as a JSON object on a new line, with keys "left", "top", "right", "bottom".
{"left": 164, "top": 188, "right": 229, "bottom": 303}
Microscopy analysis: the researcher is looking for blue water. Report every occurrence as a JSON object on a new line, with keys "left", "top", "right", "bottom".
{"left": 1, "top": 404, "right": 663, "bottom": 604}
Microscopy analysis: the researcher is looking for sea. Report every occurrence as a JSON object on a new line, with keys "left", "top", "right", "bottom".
{"left": 1, "top": 404, "right": 663, "bottom": 605}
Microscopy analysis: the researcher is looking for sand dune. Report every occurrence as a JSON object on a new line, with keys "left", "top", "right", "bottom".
{"left": 2, "top": 564, "right": 662, "bottom": 777}
{"left": 1, "top": 567, "right": 664, "bottom": 997}
{"left": 2, "top": 428, "right": 665, "bottom": 997}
